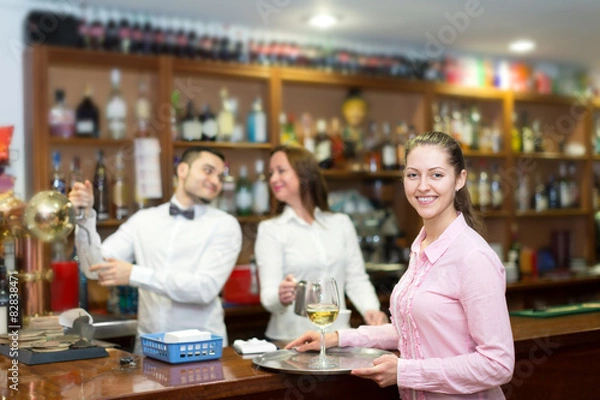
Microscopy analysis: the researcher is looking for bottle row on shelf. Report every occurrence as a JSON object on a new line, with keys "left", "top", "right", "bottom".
{"left": 49, "top": 70, "right": 269, "bottom": 145}
{"left": 27, "top": 7, "right": 590, "bottom": 94}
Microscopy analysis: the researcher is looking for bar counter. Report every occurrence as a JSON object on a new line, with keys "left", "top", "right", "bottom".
{"left": 2, "top": 313, "right": 600, "bottom": 399}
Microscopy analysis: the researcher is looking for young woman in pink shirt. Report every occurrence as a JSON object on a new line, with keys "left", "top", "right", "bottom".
{"left": 287, "top": 131, "right": 515, "bottom": 399}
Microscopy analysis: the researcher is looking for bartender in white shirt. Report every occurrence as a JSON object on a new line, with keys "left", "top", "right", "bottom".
{"left": 255, "top": 145, "right": 388, "bottom": 341}
{"left": 68, "top": 146, "right": 242, "bottom": 353}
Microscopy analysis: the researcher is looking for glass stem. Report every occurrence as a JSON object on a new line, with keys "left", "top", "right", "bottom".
{"left": 319, "top": 328, "right": 326, "bottom": 359}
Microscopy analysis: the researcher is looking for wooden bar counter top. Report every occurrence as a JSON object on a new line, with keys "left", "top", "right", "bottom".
{"left": 2, "top": 313, "right": 599, "bottom": 399}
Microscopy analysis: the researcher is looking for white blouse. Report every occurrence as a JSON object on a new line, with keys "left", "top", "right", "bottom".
{"left": 254, "top": 206, "right": 381, "bottom": 340}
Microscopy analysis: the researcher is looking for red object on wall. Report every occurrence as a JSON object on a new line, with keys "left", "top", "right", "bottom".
{"left": 0, "top": 126, "right": 14, "bottom": 165}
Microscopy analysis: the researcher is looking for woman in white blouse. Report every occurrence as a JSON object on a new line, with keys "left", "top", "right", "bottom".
{"left": 254, "top": 145, "right": 388, "bottom": 341}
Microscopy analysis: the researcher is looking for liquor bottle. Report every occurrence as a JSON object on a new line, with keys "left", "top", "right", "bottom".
{"left": 75, "top": 85, "right": 100, "bottom": 138}
{"left": 68, "top": 155, "right": 84, "bottom": 192}
{"left": 511, "top": 111, "right": 522, "bottom": 153}
{"left": 470, "top": 105, "right": 481, "bottom": 151}
{"left": 93, "top": 150, "right": 110, "bottom": 220}
{"left": 88, "top": 7, "right": 105, "bottom": 51}
{"left": 461, "top": 104, "right": 473, "bottom": 150}
{"left": 0, "top": 261, "right": 8, "bottom": 335}
{"left": 533, "top": 174, "right": 548, "bottom": 212}
{"left": 235, "top": 165, "right": 253, "bottom": 216}
{"left": 315, "top": 119, "right": 333, "bottom": 169}
{"left": 466, "top": 162, "right": 479, "bottom": 211}
{"left": 330, "top": 117, "right": 345, "bottom": 168}
{"left": 175, "top": 18, "right": 190, "bottom": 58}
{"left": 515, "top": 174, "right": 530, "bottom": 211}
{"left": 450, "top": 104, "right": 463, "bottom": 145}
{"left": 365, "top": 121, "right": 381, "bottom": 172}
{"left": 521, "top": 112, "right": 535, "bottom": 154}
{"left": 558, "top": 163, "right": 570, "bottom": 209}
{"left": 380, "top": 122, "right": 398, "bottom": 170}
{"left": 135, "top": 79, "right": 152, "bottom": 138}
{"left": 568, "top": 163, "right": 579, "bottom": 208}
{"left": 49, "top": 89, "right": 75, "bottom": 138}
{"left": 301, "top": 113, "right": 315, "bottom": 154}
{"left": 246, "top": 97, "right": 267, "bottom": 143}
{"left": 280, "top": 113, "right": 299, "bottom": 146}
{"left": 218, "top": 162, "right": 236, "bottom": 214}
{"left": 477, "top": 162, "right": 491, "bottom": 212}
{"left": 252, "top": 159, "right": 270, "bottom": 215}
{"left": 546, "top": 175, "right": 560, "bottom": 209}
{"left": 201, "top": 104, "right": 218, "bottom": 141}
{"left": 112, "top": 152, "right": 129, "bottom": 220}
{"left": 532, "top": 118, "right": 544, "bottom": 153}
{"left": 104, "top": 8, "right": 120, "bottom": 52}
{"left": 180, "top": 100, "right": 202, "bottom": 141}
{"left": 106, "top": 68, "right": 127, "bottom": 140}
{"left": 50, "top": 151, "right": 66, "bottom": 194}
{"left": 141, "top": 13, "right": 154, "bottom": 55}
{"left": 217, "top": 88, "right": 234, "bottom": 142}
{"left": 128, "top": 13, "right": 141, "bottom": 54}
{"left": 490, "top": 163, "right": 504, "bottom": 210}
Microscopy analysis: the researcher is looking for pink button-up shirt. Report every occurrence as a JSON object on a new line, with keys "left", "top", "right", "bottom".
{"left": 339, "top": 214, "right": 515, "bottom": 399}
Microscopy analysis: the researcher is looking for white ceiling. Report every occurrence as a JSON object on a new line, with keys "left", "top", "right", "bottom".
{"left": 43, "top": 0, "right": 600, "bottom": 70}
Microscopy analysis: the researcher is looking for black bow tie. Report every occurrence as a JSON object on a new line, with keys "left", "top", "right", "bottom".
{"left": 169, "top": 203, "right": 195, "bottom": 220}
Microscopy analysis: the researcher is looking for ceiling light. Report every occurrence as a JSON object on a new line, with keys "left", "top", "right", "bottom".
{"left": 308, "top": 14, "right": 338, "bottom": 29}
{"left": 509, "top": 39, "right": 536, "bottom": 53}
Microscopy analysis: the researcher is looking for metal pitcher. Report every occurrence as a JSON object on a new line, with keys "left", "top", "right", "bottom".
{"left": 293, "top": 280, "right": 307, "bottom": 316}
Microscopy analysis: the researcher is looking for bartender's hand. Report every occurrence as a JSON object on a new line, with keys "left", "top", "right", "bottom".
{"left": 364, "top": 310, "right": 389, "bottom": 325}
{"left": 68, "top": 180, "right": 94, "bottom": 219}
{"left": 279, "top": 274, "right": 297, "bottom": 306}
{"left": 351, "top": 354, "right": 399, "bottom": 387}
{"left": 285, "top": 330, "right": 339, "bottom": 352}
{"left": 90, "top": 258, "right": 132, "bottom": 286}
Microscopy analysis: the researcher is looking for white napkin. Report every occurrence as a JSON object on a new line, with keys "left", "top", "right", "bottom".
{"left": 232, "top": 338, "right": 277, "bottom": 354}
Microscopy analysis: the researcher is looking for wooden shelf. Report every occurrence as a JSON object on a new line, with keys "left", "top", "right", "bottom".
{"left": 173, "top": 58, "right": 272, "bottom": 80}
{"left": 172, "top": 141, "right": 272, "bottom": 150}
{"left": 321, "top": 169, "right": 403, "bottom": 180}
{"left": 515, "top": 209, "right": 589, "bottom": 218}
{"left": 236, "top": 215, "right": 270, "bottom": 223}
{"left": 512, "top": 151, "right": 588, "bottom": 161}
{"left": 433, "top": 82, "right": 507, "bottom": 100}
{"left": 479, "top": 210, "right": 510, "bottom": 218}
{"left": 97, "top": 219, "right": 127, "bottom": 228}
{"left": 44, "top": 45, "right": 161, "bottom": 70}
{"left": 463, "top": 150, "right": 507, "bottom": 158}
{"left": 513, "top": 91, "right": 581, "bottom": 106}
{"left": 49, "top": 137, "right": 133, "bottom": 147}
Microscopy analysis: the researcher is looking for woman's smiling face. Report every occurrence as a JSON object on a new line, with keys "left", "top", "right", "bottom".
{"left": 269, "top": 150, "right": 301, "bottom": 205}
{"left": 403, "top": 144, "right": 465, "bottom": 224}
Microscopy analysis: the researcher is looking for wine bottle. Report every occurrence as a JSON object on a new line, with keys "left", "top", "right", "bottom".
{"left": 252, "top": 159, "right": 270, "bottom": 215}
{"left": 218, "top": 162, "right": 236, "bottom": 214}
{"left": 68, "top": 155, "right": 84, "bottom": 192}
{"left": 235, "top": 165, "right": 253, "bottom": 216}
{"left": 135, "top": 79, "right": 151, "bottom": 138}
{"left": 50, "top": 151, "right": 66, "bottom": 194}
{"left": 201, "top": 104, "right": 218, "bottom": 141}
{"left": 246, "top": 96, "right": 267, "bottom": 143}
{"left": 75, "top": 85, "right": 100, "bottom": 138}
{"left": 112, "top": 151, "right": 129, "bottom": 220}
{"left": 181, "top": 100, "right": 202, "bottom": 141}
{"left": 217, "top": 88, "right": 234, "bottom": 142}
{"left": 93, "top": 150, "right": 110, "bottom": 220}
{"left": 49, "top": 89, "right": 75, "bottom": 138}
{"left": 314, "top": 119, "right": 333, "bottom": 169}
{"left": 380, "top": 122, "right": 398, "bottom": 170}
{"left": 106, "top": 68, "right": 127, "bottom": 140}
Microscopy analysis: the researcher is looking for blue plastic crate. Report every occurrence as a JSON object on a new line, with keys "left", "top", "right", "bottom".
{"left": 140, "top": 333, "right": 223, "bottom": 364}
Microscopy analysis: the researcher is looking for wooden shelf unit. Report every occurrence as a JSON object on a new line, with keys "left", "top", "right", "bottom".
{"left": 26, "top": 44, "right": 600, "bottom": 267}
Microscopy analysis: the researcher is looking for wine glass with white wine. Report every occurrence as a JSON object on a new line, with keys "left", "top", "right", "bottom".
{"left": 304, "top": 277, "right": 340, "bottom": 369}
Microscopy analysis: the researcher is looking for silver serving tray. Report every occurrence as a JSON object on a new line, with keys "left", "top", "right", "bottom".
{"left": 252, "top": 347, "right": 393, "bottom": 375}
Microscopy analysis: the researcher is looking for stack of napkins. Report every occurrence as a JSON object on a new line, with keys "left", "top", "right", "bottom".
{"left": 232, "top": 338, "right": 277, "bottom": 354}
{"left": 163, "top": 329, "right": 211, "bottom": 343}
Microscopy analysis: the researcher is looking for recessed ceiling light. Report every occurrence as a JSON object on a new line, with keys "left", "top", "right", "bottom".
{"left": 308, "top": 14, "right": 338, "bottom": 29}
{"left": 509, "top": 39, "right": 536, "bottom": 53}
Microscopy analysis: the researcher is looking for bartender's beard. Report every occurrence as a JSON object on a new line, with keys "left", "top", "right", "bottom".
{"left": 184, "top": 189, "right": 213, "bottom": 205}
